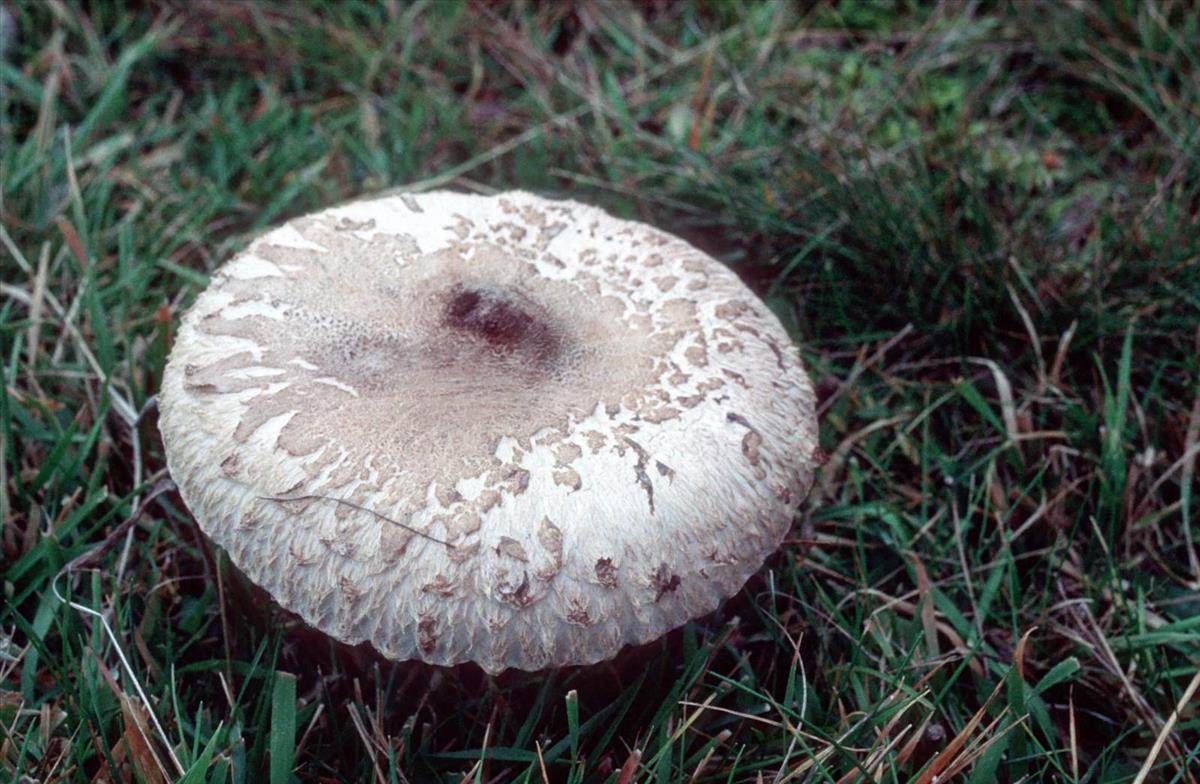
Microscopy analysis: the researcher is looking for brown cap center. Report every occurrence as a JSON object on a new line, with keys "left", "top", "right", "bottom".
{"left": 442, "top": 286, "right": 562, "bottom": 365}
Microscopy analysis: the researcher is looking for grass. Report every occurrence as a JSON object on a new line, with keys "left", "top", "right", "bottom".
{"left": 2, "top": 0, "right": 1199, "bottom": 781}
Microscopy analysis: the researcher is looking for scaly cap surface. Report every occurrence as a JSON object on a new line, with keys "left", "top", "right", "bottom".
{"left": 159, "top": 190, "right": 818, "bottom": 673}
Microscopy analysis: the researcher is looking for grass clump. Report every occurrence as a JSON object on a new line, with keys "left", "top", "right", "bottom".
{"left": 2, "top": 1, "right": 1198, "bottom": 781}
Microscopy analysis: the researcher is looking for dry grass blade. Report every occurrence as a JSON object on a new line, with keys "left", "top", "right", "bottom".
{"left": 966, "top": 357, "right": 1020, "bottom": 447}
{"left": 617, "top": 748, "right": 642, "bottom": 784}
{"left": 48, "top": 480, "right": 184, "bottom": 778}
{"left": 347, "top": 703, "right": 387, "bottom": 784}
{"left": 1179, "top": 325, "right": 1200, "bottom": 585}
{"left": 93, "top": 650, "right": 170, "bottom": 783}
{"left": 535, "top": 741, "right": 550, "bottom": 784}
{"left": 817, "top": 324, "right": 914, "bottom": 418}
{"left": 118, "top": 694, "right": 167, "bottom": 784}
{"left": 687, "top": 729, "right": 728, "bottom": 783}
{"left": 834, "top": 724, "right": 914, "bottom": 784}
{"left": 818, "top": 416, "right": 906, "bottom": 499}
{"left": 911, "top": 681, "right": 1005, "bottom": 784}
{"left": 855, "top": 588, "right": 986, "bottom": 678}
{"left": 909, "top": 553, "right": 939, "bottom": 663}
{"left": 1131, "top": 666, "right": 1200, "bottom": 784}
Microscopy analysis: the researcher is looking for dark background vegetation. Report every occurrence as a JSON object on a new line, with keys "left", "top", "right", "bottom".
{"left": 2, "top": 0, "right": 1199, "bottom": 781}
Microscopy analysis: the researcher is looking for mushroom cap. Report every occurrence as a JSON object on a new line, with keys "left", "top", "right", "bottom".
{"left": 159, "top": 190, "right": 818, "bottom": 674}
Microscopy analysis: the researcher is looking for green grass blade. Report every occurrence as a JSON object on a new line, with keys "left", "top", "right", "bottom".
{"left": 269, "top": 672, "right": 297, "bottom": 784}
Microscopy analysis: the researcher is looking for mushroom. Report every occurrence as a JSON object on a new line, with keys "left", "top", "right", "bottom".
{"left": 159, "top": 190, "right": 818, "bottom": 674}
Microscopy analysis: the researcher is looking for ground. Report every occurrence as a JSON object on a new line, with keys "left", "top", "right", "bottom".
{"left": 2, "top": 1, "right": 1199, "bottom": 782}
